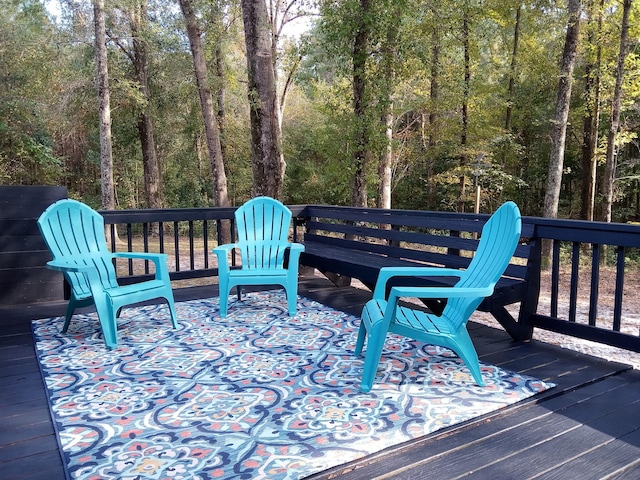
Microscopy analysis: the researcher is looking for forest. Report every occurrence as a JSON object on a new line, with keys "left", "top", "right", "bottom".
{"left": 1, "top": 0, "right": 639, "bottom": 221}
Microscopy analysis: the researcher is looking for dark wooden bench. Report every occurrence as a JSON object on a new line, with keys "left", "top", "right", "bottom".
{"left": 294, "top": 205, "right": 541, "bottom": 341}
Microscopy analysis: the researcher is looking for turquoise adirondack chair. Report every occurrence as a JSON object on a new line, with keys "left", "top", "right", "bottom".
{"left": 213, "top": 196, "right": 305, "bottom": 317}
{"left": 37, "top": 199, "right": 178, "bottom": 349}
{"left": 356, "top": 201, "right": 522, "bottom": 392}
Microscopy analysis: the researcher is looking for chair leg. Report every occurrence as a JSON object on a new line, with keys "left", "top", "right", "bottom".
{"left": 451, "top": 328, "right": 485, "bottom": 387}
{"left": 360, "top": 323, "right": 388, "bottom": 393}
{"left": 61, "top": 296, "right": 93, "bottom": 333}
{"left": 61, "top": 301, "right": 76, "bottom": 333}
{"left": 285, "top": 284, "right": 298, "bottom": 316}
{"left": 93, "top": 296, "right": 118, "bottom": 350}
{"left": 219, "top": 294, "right": 229, "bottom": 318}
{"left": 166, "top": 296, "right": 179, "bottom": 329}
{"left": 356, "top": 299, "right": 381, "bottom": 356}
{"left": 354, "top": 323, "right": 367, "bottom": 356}
{"left": 217, "top": 276, "right": 230, "bottom": 318}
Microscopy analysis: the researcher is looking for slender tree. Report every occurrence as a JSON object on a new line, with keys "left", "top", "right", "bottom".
{"left": 601, "top": 0, "right": 633, "bottom": 222}
{"left": 267, "top": 0, "right": 311, "bottom": 127}
{"left": 543, "top": 0, "right": 582, "bottom": 220}
{"left": 376, "top": 3, "right": 400, "bottom": 210}
{"left": 504, "top": 3, "right": 521, "bottom": 133}
{"left": 580, "top": 0, "right": 603, "bottom": 221}
{"left": 426, "top": 16, "right": 441, "bottom": 207}
{"left": 178, "top": 0, "right": 230, "bottom": 212}
{"left": 107, "top": 1, "right": 163, "bottom": 213}
{"left": 94, "top": 0, "right": 115, "bottom": 210}
{"left": 351, "top": 0, "right": 372, "bottom": 207}
{"left": 129, "top": 2, "right": 161, "bottom": 211}
{"left": 459, "top": 3, "right": 471, "bottom": 212}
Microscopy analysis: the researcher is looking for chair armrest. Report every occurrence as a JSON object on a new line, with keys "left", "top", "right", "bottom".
{"left": 212, "top": 244, "right": 238, "bottom": 255}
{"left": 113, "top": 252, "right": 167, "bottom": 269}
{"left": 212, "top": 243, "right": 238, "bottom": 275}
{"left": 113, "top": 252, "right": 168, "bottom": 261}
{"left": 387, "top": 285, "right": 494, "bottom": 305}
{"left": 46, "top": 259, "right": 105, "bottom": 294}
{"left": 286, "top": 242, "right": 305, "bottom": 271}
{"left": 287, "top": 242, "right": 305, "bottom": 258}
{"left": 288, "top": 243, "right": 305, "bottom": 253}
{"left": 45, "top": 259, "right": 93, "bottom": 273}
{"left": 112, "top": 252, "right": 171, "bottom": 281}
{"left": 373, "top": 266, "right": 464, "bottom": 298}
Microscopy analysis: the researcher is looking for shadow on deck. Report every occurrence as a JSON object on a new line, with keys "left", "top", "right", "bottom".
{"left": 2, "top": 276, "right": 640, "bottom": 479}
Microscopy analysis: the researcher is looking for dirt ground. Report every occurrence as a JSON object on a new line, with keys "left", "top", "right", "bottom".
{"left": 471, "top": 266, "right": 640, "bottom": 369}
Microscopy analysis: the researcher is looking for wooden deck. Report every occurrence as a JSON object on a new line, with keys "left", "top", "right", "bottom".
{"left": 2, "top": 276, "right": 640, "bottom": 480}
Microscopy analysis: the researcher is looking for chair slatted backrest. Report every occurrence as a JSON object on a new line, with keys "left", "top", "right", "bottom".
{"left": 234, "top": 196, "right": 291, "bottom": 270}
{"left": 37, "top": 199, "right": 118, "bottom": 298}
{"left": 444, "top": 201, "right": 522, "bottom": 328}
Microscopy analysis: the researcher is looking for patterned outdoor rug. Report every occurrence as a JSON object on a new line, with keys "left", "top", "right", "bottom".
{"left": 32, "top": 291, "right": 554, "bottom": 480}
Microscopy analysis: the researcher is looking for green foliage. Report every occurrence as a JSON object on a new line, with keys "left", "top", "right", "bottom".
{"left": 1, "top": 0, "right": 639, "bottom": 224}
{"left": 282, "top": 82, "right": 352, "bottom": 205}
{"left": 0, "top": 0, "right": 66, "bottom": 185}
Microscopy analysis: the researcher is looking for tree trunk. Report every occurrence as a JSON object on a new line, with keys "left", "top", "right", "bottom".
{"left": 267, "top": 0, "right": 307, "bottom": 130}
{"left": 215, "top": 44, "right": 227, "bottom": 160}
{"left": 93, "top": 0, "right": 115, "bottom": 211}
{"left": 579, "top": 0, "right": 603, "bottom": 221}
{"left": 351, "top": 0, "right": 372, "bottom": 208}
{"left": 130, "top": 2, "right": 161, "bottom": 216}
{"left": 178, "top": 0, "right": 230, "bottom": 214}
{"left": 377, "top": 9, "right": 399, "bottom": 211}
{"left": 427, "top": 22, "right": 440, "bottom": 207}
{"left": 504, "top": 4, "right": 521, "bottom": 132}
{"left": 459, "top": 7, "right": 470, "bottom": 213}
{"left": 601, "top": 0, "right": 632, "bottom": 223}
{"left": 378, "top": 109, "right": 393, "bottom": 210}
{"left": 241, "top": 0, "right": 284, "bottom": 199}
{"left": 543, "top": 0, "right": 582, "bottom": 220}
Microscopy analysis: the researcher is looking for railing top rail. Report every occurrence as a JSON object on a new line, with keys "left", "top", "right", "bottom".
{"left": 297, "top": 205, "right": 640, "bottom": 246}
{"left": 98, "top": 203, "right": 640, "bottom": 247}
{"left": 99, "top": 207, "right": 236, "bottom": 223}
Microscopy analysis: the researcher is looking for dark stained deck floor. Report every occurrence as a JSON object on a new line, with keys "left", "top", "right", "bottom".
{"left": 2, "top": 276, "right": 640, "bottom": 479}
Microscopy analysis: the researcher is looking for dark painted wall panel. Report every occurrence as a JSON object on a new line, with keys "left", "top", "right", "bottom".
{"left": 0, "top": 186, "right": 66, "bottom": 306}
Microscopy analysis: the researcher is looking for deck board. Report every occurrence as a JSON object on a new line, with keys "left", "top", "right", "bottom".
{"left": 1, "top": 276, "right": 638, "bottom": 480}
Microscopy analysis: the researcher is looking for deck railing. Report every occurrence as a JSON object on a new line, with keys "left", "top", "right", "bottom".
{"left": 530, "top": 217, "right": 640, "bottom": 353}
{"left": 99, "top": 205, "right": 640, "bottom": 354}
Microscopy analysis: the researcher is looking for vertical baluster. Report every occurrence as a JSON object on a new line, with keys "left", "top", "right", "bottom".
{"left": 189, "top": 220, "right": 195, "bottom": 270}
{"left": 174, "top": 221, "right": 180, "bottom": 272}
{"left": 203, "top": 220, "right": 209, "bottom": 269}
{"left": 588, "top": 244, "right": 600, "bottom": 326}
{"left": 569, "top": 242, "right": 580, "bottom": 322}
{"left": 127, "top": 223, "right": 134, "bottom": 275}
{"left": 109, "top": 224, "right": 116, "bottom": 251}
{"left": 551, "top": 240, "right": 561, "bottom": 318}
{"left": 143, "top": 222, "right": 150, "bottom": 274}
{"left": 231, "top": 218, "right": 237, "bottom": 267}
{"left": 613, "top": 246, "right": 625, "bottom": 331}
{"left": 159, "top": 221, "right": 165, "bottom": 253}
